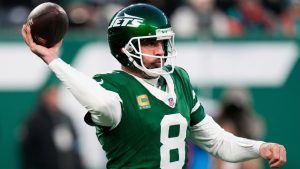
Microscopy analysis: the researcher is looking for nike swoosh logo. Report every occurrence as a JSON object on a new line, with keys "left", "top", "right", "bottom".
{"left": 98, "top": 79, "right": 104, "bottom": 85}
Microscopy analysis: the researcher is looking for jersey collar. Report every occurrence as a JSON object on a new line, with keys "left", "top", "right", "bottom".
{"left": 122, "top": 70, "right": 177, "bottom": 108}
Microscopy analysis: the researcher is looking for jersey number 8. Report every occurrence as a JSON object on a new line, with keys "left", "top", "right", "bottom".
{"left": 160, "top": 113, "right": 187, "bottom": 169}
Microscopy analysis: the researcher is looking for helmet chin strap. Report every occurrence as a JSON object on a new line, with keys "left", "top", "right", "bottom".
{"left": 132, "top": 60, "right": 160, "bottom": 78}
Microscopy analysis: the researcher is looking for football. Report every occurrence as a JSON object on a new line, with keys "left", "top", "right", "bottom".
{"left": 27, "top": 2, "right": 69, "bottom": 48}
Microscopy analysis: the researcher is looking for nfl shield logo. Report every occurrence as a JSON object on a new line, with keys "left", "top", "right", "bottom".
{"left": 168, "top": 98, "right": 174, "bottom": 107}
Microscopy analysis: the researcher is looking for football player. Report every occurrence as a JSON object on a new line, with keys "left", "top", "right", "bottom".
{"left": 22, "top": 3, "right": 286, "bottom": 169}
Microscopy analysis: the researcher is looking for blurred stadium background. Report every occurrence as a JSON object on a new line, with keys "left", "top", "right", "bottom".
{"left": 0, "top": 0, "right": 299, "bottom": 169}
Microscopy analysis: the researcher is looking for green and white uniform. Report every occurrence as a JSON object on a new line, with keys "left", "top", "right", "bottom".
{"left": 43, "top": 3, "right": 265, "bottom": 168}
{"left": 85, "top": 66, "right": 205, "bottom": 169}
{"left": 49, "top": 58, "right": 263, "bottom": 169}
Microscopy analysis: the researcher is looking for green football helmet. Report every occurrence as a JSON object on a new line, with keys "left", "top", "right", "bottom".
{"left": 107, "top": 3, "right": 177, "bottom": 77}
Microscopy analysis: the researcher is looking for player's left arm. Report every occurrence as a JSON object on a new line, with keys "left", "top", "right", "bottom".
{"left": 179, "top": 65, "right": 286, "bottom": 168}
{"left": 189, "top": 114, "right": 286, "bottom": 168}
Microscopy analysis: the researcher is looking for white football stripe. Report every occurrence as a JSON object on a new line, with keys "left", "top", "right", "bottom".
{"left": 176, "top": 42, "right": 298, "bottom": 87}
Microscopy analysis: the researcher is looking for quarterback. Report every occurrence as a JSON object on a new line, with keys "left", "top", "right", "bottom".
{"left": 22, "top": 3, "right": 286, "bottom": 169}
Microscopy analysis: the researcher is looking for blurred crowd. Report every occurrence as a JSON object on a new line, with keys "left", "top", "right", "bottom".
{"left": 19, "top": 85, "right": 84, "bottom": 169}
{"left": 1, "top": 0, "right": 300, "bottom": 38}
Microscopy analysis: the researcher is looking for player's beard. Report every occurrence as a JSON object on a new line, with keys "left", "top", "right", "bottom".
{"left": 141, "top": 59, "right": 166, "bottom": 79}
{"left": 129, "top": 57, "right": 167, "bottom": 79}
{"left": 144, "top": 58, "right": 165, "bottom": 69}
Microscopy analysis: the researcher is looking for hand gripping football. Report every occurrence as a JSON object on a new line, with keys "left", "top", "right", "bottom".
{"left": 27, "top": 2, "right": 69, "bottom": 48}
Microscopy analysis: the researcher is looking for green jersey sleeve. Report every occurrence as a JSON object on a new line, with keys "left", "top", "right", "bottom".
{"left": 84, "top": 72, "right": 122, "bottom": 127}
{"left": 173, "top": 67, "right": 206, "bottom": 126}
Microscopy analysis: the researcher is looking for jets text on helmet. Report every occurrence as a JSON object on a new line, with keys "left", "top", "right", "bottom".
{"left": 108, "top": 13, "right": 144, "bottom": 28}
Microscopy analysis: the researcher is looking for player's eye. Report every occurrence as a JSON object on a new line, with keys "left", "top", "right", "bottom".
{"left": 141, "top": 38, "right": 158, "bottom": 46}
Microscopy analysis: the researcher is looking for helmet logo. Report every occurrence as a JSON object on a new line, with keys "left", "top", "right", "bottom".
{"left": 156, "top": 28, "right": 174, "bottom": 40}
{"left": 109, "top": 13, "right": 144, "bottom": 28}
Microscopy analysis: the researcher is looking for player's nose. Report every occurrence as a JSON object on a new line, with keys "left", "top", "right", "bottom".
{"left": 154, "top": 42, "right": 164, "bottom": 56}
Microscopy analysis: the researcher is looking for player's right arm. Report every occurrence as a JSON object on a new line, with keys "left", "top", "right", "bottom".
{"left": 21, "top": 24, "right": 122, "bottom": 128}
